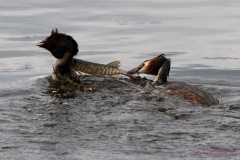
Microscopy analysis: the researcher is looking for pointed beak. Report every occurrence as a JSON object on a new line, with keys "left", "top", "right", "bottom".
{"left": 36, "top": 41, "right": 45, "bottom": 48}
{"left": 127, "top": 66, "right": 142, "bottom": 74}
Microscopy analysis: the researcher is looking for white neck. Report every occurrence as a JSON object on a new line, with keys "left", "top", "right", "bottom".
{"left": 52, "top": 52, "right": 72, "bottom": 71}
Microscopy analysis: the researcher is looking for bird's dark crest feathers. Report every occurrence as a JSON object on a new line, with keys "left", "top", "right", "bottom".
{"left": 52, "top": 28, "right": 58, "bottom": 35}
{"left": 37, "top": 28, "right": 79, "bottom": 59}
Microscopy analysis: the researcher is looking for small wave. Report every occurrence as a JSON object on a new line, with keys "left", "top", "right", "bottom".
{"left": 203, "top": 57, "right": 239, "bottom": 60}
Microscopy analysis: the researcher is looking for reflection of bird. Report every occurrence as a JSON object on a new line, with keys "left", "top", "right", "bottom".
{"left": 127, "top": 54, "right": 170, "bottom": 84}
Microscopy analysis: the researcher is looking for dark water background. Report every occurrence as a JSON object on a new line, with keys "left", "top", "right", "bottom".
{"left": 0, "top": 0, "right": 240, "bottom": 159}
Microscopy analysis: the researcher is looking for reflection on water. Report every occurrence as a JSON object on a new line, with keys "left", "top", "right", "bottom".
{"left": 0, "top": 0, "right": 240, "bottom": 159}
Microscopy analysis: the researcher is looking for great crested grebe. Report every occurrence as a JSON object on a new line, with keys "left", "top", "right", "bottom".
{"left": 128, "top": 54, "right": 170, "bottom": 84}
{"left": 128, "top": 55, "right": 219, "bottom": 106}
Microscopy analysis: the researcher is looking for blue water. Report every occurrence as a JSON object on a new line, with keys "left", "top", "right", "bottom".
{"left": 0, "top": 0, "right": 240, "bottom": 159}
